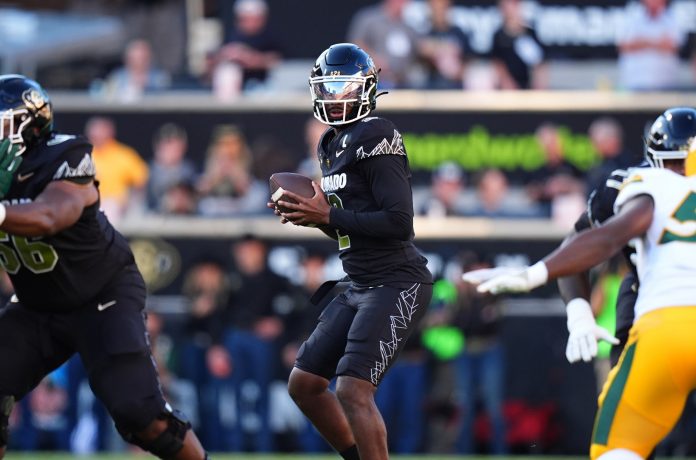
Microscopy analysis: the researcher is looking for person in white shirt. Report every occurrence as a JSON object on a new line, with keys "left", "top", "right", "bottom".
{"left": 616, "top": 0, "right": 685, "bottom": 91}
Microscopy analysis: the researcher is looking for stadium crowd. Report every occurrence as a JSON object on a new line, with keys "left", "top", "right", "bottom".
{"left": 3, "top": 0, "right": 696, "bottom": 456}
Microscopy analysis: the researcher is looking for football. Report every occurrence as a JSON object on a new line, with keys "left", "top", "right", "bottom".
{"left": 269, "top": 172, "right": 316, "bottom": 213}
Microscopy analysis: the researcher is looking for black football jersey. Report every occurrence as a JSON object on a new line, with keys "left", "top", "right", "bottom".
{"left": 317, "top": 117, "right": 432, "bottom": 286}
{"left": 2, "top": 133, "right": 134, "bottom": 311}
{"left": 574, "top": 161, "right": 649, "bottom": 272}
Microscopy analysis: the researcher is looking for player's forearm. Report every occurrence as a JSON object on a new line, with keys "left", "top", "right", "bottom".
{"left": 544, "top": 196, "right": 652, "bottom": 281}
{"left": 329, "top": 207, "right": 412, "bottom": 240}
{"left": 544, "top": 229, "right": 624, "bottom": 280}
{"left": 1, "top": 201, "right": 79, "bottom": 236}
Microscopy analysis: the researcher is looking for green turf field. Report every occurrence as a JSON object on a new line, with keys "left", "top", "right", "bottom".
{"left": 4, "top": 455, "right": 587, "bottom": 460}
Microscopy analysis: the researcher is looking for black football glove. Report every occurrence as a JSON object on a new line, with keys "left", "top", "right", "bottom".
{"left": 0, "top": 139, "right": 22, "bottom": 198}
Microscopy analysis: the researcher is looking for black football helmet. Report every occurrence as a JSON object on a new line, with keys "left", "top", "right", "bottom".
{"left": 309, "top": 43, "right": 379, "bottom": 126}
{"left": 0, "top": 74, "right": 53, "bottom": 155}
{"left": 644, "top": 107, "right": 696, "bottom": 168}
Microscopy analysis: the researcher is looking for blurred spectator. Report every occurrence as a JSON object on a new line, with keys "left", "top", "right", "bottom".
{"left": 491, "top": 0, "right": 547, "bottom": 90}
{"left": 146, "top": 123, "right": 198, "bottom": 213}
{"left": 280, "top": 252, "right": 329, "bottom": 378}
{"left": 181, "top": 258, "right": 231, "bottom": 376}
{"left": 468, "top": 168, "right": 541, "bottom": 218}
{"left": 419, "top": 162, "right": 467, "bottom": 217}
{"left": 160, "top": 180, "right": 198, "bottom": 215}
{"left": 85, "top": 116, "right": 149, "bottom": 223}
{"left": 296, "top": 117, "right": 327, "bottom": 182}
{"left": 267, "top": 251, "right": 335, "bottom": 453}
{"left": 15, "top": 367, "right": 70, "bottom": 451}
{"left": 273, "top": 251, "right": 330, "bottom": 453}
{"left": 616, "top": 0, "right": 685, "bottom": 91}
{"left": 585, "top": 117, "right": 635, "bottom": 193}
{"left": 206, "top": 235, "right": 295, "bottom": 452}
{"left": 212, "top": 0, "right": 282, "bottom": 94}
{"left": 251, "top": 135, "right": 299, "bottom": 186}
{"left": 70, "top": 0, "right": 186, "bottom": 76}
{"left": 450, "top": 252, "right": 507, "bottom": 455}
{"left": 419, "top": 0, "right": 470, "bottom": 90}
{"left": 145, "top": 311, "right": 174, "bottom": 394}
{"left": 146, "top": 311, "right": 201, "bottom": 438}
{"left": 525, "top": 123, "right": 585, "bottom": 215}
{"left": 101, "top": 39, "right": 171, "bottom": 102}
{"left": 177, "top": 258, "right": 231, "bottom": 447}
{"left": 197, "top": 125, "right": 267, "bottom": 216}
{"left": 347, "top": 0, "right": 425, "bottom": 89}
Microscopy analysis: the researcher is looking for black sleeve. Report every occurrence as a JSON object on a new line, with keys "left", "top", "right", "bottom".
{"left": 455, "top": 28, "right": 471, "bottom": 58}
{"left": 575, "top": 167, "right": 630, "bottom": 232}
{"left": 329, "top": 154, "right": 413, "bottom": 240}
{"left": 587, "top": 170, "right": 626, "bottom": 226}
{"left": 573, "top": 210, "right": 592, "bottom": 233}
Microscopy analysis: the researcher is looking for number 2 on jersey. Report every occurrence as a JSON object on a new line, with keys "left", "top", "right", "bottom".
{"left": 0, "top": 231, "right": 58, "bottom": 274}
{"left": 660, "top": 191, "right": 696, "bottom": 244}
{"left": 326, "top": 193, "right": 351, "bottom": 250}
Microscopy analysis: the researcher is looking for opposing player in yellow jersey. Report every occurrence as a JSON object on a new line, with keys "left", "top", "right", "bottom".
{"left": 464, "top": 144, "right": 696, "bottom": 458}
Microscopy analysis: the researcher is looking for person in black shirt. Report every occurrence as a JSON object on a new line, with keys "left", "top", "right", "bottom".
{"left": 0, "top": 75, "right": 208, "bottom": 460}
{"left": 215, "top": 0, "right": 282, "bottom": 91}
{"left": 419, "top": 0, "right": 471, "bottom": 90}
{"left": 205, "top": 234, "right": 293, "bottom": 452}
{"left": 491, "top": 0, "right": 547, "bottom": 89}
{"left": 269, "top": 43, "right": 433, "bottom": 460}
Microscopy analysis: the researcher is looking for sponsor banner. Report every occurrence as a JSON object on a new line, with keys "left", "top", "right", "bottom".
{"left": 267, "top": 0, "right": 696, "bottom": 59}
{"left": 405, "top": 0, "right": 696, "bottom": 58}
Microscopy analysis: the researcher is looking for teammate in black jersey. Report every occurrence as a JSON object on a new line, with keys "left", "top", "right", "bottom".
{"left": 0, "top": 75, "right": 208, "bottom": 460}
{"left": 557, "top": 107, "right": 696, "bottom": 369}
{"left": 269, "top": 44, "right": 433, "bottom": 460}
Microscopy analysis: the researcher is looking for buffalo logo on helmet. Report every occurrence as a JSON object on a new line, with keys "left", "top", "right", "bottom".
{"left": 22, "top": 89, "right": 47, "bottom": 111}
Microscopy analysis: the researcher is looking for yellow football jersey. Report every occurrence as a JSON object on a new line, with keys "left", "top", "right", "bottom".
{"left": 614, "top": 168, "right": 696, "bottom": 320}
{"left": 688, "top": 150, "right": 696, "bottom": 176}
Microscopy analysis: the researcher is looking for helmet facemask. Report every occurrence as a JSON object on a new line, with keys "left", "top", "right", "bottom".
{"left": 645, "top": 143, "right": 689, "bottom": 168}
{"left": 310, "top": 74, "right": 376, "bottom": 126}
{"left": 0, "top": 108, "right": 33, "bottom": 156}
{"left": 644, "top": 108, "right": 696, "bottom": 169}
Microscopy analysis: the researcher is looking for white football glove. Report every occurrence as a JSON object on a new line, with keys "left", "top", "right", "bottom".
{"left": 565, "top": 298, "right": 619, "bottom": 363}
{"left": 461, "top": 266, "right": 522, "bottom": 285}
{"left": 473, "top": 261, "right": 549, "bottom": 295}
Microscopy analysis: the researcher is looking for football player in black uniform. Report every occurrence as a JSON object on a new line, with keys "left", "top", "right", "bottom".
{"left": 0, "top": 75, "right": 208, "bottom": 460}
{"left": 557, "top": 107, "right": 696, "bottom": 368}
{"left": 269, "top": 43, "right": 433, "bottom": 460}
